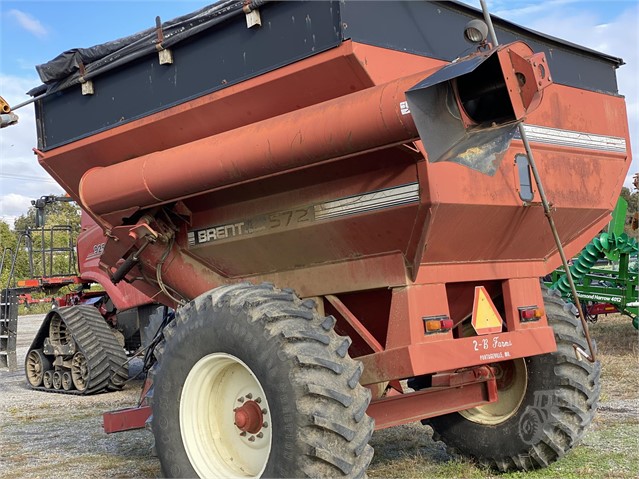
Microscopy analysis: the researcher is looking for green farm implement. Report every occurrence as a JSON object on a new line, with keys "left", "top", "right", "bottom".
{"left": 546, "top": 198, "right": 638, "bottom": 328}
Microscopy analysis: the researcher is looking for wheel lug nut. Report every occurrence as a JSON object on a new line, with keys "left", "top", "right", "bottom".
{"left": 256, "top": 432, "right": 263, "bottom": 438}
{"left": 262, "top": 421, "right": 268, "bottom": 428}
{"left": 237, "top": 397, "right": 244, "bottom": 403}
{"left": 262, "top": 408, "right": 268, "bottom": 415}
{"left": 245, "top": 393, "right": 253, "bottom": 399}
{"left": 255, "top": 397, "right": 261, "bottom": 403}
{"left": 240, "top": 431, "right": 247, "bottom": 437}
{"left": 248, "top": 435, "right": 255, "bottom": 442}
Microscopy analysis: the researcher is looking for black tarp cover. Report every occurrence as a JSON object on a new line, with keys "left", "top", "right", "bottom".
{"left": 29, "top": 0, "right": 267, "bottom": 96}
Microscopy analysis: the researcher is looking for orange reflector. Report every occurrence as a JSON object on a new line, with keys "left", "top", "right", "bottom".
{"left": 471, "top": 286, "right": 503, "bottom": 335}
{"left": 533, "top": 308, "right": 544, "bottom": 318}
{"left": 423, "top": 316, "right": 454, "bottom": 334}
{"left": 425, "top": 320, "right": 441, "bottom": 332}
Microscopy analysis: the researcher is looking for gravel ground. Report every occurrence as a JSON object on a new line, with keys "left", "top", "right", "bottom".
{"left": 1, "top": 314, "right": 637, "bottom": 478}
{"left": 0, "top": 314, "right": 160, "bottom": 478}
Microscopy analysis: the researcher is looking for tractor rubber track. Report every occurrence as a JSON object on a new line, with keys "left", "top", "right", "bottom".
{"left": 28, "top": 305, "right": 128, "bottom": 395}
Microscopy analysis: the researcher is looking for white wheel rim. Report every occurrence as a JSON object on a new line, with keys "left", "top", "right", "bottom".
{"left": 71, "top": 352, "right": 89, "bottom": 391}
{"left": 26, "top": 350, "right": 44, "bottom": 386}
{"left": 459, "top": 359, "right": 528, "bottom": 425}
{"left": 180, "top": 353, "right": 272, "bottom": 478}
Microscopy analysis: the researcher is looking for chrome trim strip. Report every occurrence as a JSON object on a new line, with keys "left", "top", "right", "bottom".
{"left": 314, "top": 183, "right": 420, "bottom": 220}
{"left": 516, "top": 124, "right": 626, "bottom": 153}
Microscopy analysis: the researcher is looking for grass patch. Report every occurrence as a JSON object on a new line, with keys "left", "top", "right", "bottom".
{"left": 589, "top": 314, "right": 639, "bottom": 400}
{"left": 369, "top": 419, "right": 639, "bottom": 479}
{"left": 502, "top": 419, "right": 639, "bottom": 479}
{"left": 369, "top": 313, "right": 638, "bottom": 478}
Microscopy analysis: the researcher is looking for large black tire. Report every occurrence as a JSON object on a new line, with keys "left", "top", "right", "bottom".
{"left": 427, "top": 287, "right": 601, "bottom": 471}
{"left": 149, "top": 283, "right": 375, "bottom": 478}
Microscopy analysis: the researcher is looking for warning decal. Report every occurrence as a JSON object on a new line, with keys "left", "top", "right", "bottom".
{"left": 471, "top": 286, "right": 503, "bottom": 335}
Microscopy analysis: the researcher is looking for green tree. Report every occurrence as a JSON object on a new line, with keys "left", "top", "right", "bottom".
{"left": 620, "top": 187, "right": 638, "bottom": 239}
{"left": 0, "top": 219, "right": 16, "bottom": 286}
{"left": 0, "top": 219, "right": 29, "bottom": 288}
{"left": 620, "top": 187, "right": 638, "bottom": 214}
{"left": 12, "top": 196, "right": 81, "bottom": 280}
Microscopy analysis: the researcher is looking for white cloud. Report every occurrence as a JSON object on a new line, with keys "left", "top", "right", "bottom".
{"left": 489, "top": 0, "right": 586, "bottom": 21}
{"left": 0, "top": 74, "right": 63, "bottom": 228}
{"left": 0, "top": 193, "right": 34, "bottom": 227}
{"left": 6, "top": 9, "right": 48, "bottom": 39}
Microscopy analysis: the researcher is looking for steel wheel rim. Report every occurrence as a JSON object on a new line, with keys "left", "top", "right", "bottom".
{"left": 50, "top": 315, "right": 71, "bottom": 345}
{"left": 62, "top": 371, "right": 73, "bottom": 390}
{"left": 52, "top": 371, "right": 62, "bottom": 390}
{"left": 459, "top": 358, "right": 528, "bottom": 425}
{"left": 43, "top": 370, "right": 53, "bottom": 389}
{"left": 71, "top": 352, "right": 89, "bottom": 391}
{"left": 180, "top": 353, "right": 272, "bottom": 478}
{"left": 26, "top": 350, "right": 46, "bottom": 387}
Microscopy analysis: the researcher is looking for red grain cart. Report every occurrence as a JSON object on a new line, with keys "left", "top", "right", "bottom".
{"left": 25, "top": 1, "right": 631, "bottom": 477}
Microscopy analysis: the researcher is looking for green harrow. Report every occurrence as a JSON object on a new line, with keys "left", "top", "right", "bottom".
{"left": 546, "top": 198, "right": 638, "bottom": 328}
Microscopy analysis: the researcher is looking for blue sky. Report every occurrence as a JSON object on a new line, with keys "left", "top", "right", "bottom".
{"left": 0, "top": 0, "right": 637, "bottom": 225}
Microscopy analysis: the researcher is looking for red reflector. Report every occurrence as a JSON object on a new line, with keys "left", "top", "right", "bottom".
{"left": 519, "top": 306, "right": 542, "bottom": 322}
{"left": 440, "top": 319, "right": 454, "bottom": 330}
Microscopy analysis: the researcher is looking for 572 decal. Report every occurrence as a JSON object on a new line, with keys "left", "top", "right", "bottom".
{"left": 188, "top": 206, "right": 314, "bottom": 246}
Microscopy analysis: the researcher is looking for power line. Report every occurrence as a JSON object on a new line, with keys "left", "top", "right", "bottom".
{"left": 0, "top": 173, "right": 57, "bottom": 183}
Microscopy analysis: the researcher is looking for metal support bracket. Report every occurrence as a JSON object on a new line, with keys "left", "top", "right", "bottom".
{"left": 78, "top": 62, "right": 94, "bottom": 95}
{"left": 154, "top": 16, "right": 174, "bottom": 65}
{"left": 243, "top": 2, "right": 262, "bottom": 28}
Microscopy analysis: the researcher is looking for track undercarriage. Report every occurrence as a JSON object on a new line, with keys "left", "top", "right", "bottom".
{"left": 25, "top": 305, "right": 128, "bottom": 395}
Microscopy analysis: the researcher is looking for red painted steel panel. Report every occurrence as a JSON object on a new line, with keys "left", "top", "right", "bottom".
{"left": 77, "top": 214, "right": 153, "bottom": 311}
{"left": 368, "top": 378, "right": 496, "bottom": 430}
{"left": 103, "top": 406, "right": 151, "bottom": 434}
{"left": 359, "top": 327, "right": 556, "bottom": 385}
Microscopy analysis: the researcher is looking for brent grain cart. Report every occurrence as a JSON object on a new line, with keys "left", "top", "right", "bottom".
{"left": 22, "top": 0, "right": 631, "bottom": 477}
